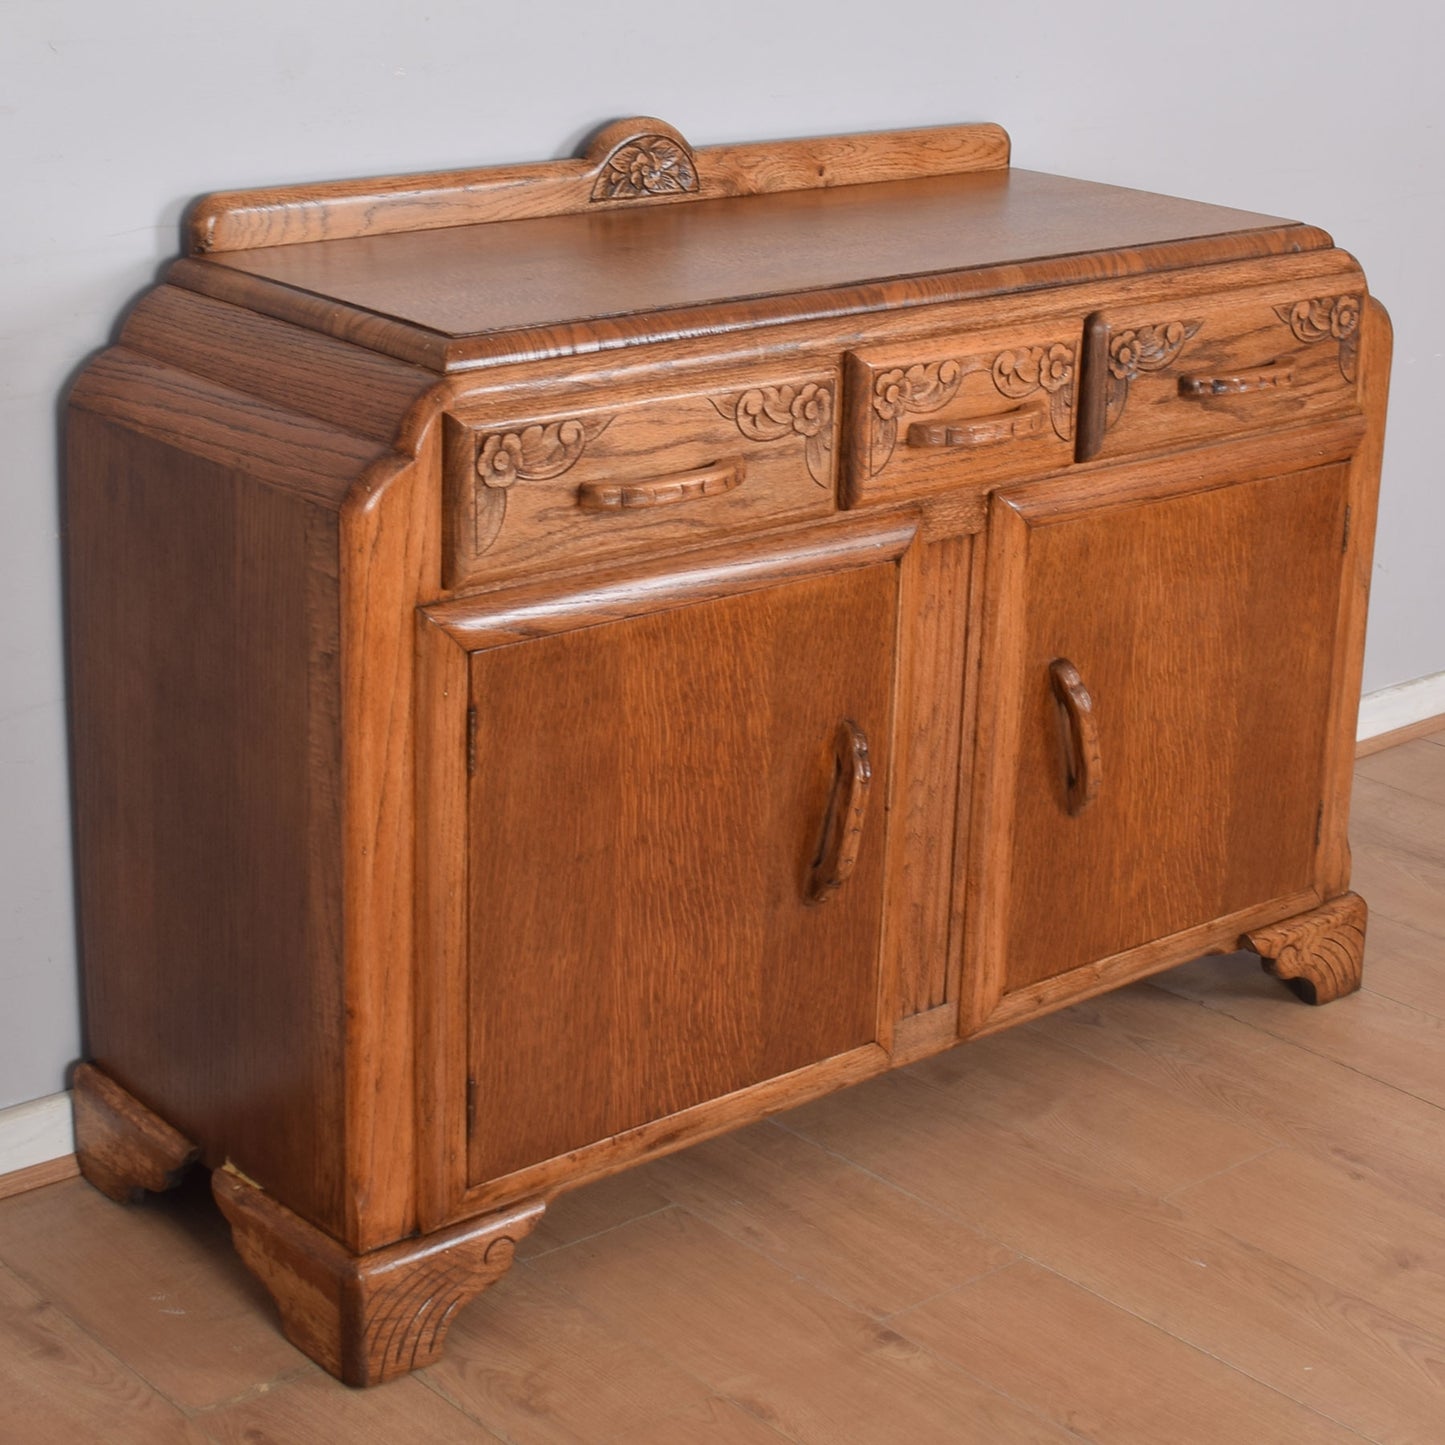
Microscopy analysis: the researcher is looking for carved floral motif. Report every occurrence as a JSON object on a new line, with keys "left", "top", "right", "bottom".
{"left": 1107, "top": 320, "right": 1201, "bottom": 380}
{"left": 867, "top": 343, "right": 1078, "bottom": 474}
{"left": 1273, "top": 294, "right": 1361, "bottom": 382}
{"left": 468, "top": 415, "right": 613, "bottom": 557}
{"left": 991, "top": 343, "right": 1075, "bottom": 398}
{"left": 591, "top": 136, "right": 699, "bottom": 201}
{"left": 712, "top": 381, "right": 836, "bottom": 486}
{"left": 991, "top": 343, "right": 1077, "bottom": 443}
{"left": 872, "top": 360, "right": 963, "bottom": 422}
{"left": 1102, "top": 318, "right": 1203, "bottom": 432}
{"left": 867, "top": 360, "right": 963, "bottom": 473}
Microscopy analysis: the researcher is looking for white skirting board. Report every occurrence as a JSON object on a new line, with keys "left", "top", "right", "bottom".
{"left": 0, "top": 1091, "right": 75, "bottom": 1176}
{"left": 0, "top": 674, "right": 1441, "bottom": 1179}
{"left": 1356, "top": 670, "right": 1445, "bottom": 742}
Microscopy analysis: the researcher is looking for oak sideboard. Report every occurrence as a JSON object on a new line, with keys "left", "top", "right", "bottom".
{"left": 65, "top": 118, "right": 1389, "bottom": 1385}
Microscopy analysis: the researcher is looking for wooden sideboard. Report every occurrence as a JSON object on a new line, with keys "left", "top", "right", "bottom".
{"left": 65, "top": 118, "right": 1390, "bottom": 1386}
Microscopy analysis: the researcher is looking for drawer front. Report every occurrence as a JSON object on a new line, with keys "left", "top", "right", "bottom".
{"left": 444, "top": 370, "right": 838, "bottom": 587}
{"left": 1076, "top": 282, "right": 1363, "bottom": 462}
{"left": 842, "top": 321, "right": 1083, "bottom": 507}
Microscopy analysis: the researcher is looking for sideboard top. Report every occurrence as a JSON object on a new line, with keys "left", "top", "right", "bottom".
{"left": 169, "top": 119, "right": 1333, "bottom": 372}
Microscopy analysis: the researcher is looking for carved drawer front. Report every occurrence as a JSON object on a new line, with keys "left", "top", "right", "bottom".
{"left": 1075, "top": 281, "right": 1364, "bottom": 462}
{"left": 444, "top": 370, "right": 839, "bottom": 588}
{"left": 841, "top": 323, "right": 1083, "bottom": 507}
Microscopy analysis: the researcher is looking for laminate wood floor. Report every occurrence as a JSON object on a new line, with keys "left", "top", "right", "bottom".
{"left": 4, "top": 732, "right": 1443, "bottom": 1443}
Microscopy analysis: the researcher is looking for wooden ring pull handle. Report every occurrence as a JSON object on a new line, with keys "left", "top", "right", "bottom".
{"left": 1177, "top": 362, "right": 1295, "bottom": 398}
{"left": 1049, "top": 658, "right": 1101, "bottom": 817}
{"left": 906, "top": 405, "right": 1045, "bottom": 450}
{"left": 576, "top": 457, "right": 745, "bottom": 510}
{"left": 807, "top": 720, "right": 872, "bottom": 904}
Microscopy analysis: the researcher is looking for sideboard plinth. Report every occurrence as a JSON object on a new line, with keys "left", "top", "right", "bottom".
{"left": 211, "top": 1167, "right": 545, "bottom": 1387}
{"left": 73, "top": 1063, "right": 198, "bottom": 1204}
{"left": 1244, "top": 892, "right": 1368, "bottom": 1005}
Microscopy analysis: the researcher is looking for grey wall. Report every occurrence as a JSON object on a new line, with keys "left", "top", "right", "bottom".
{"left": 2, "top": 1, "right": 1439, "bottom": 1109}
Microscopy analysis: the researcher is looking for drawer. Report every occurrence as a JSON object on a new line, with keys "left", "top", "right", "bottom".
{"left": 443, "top": 369, "right": 838, "bottom": 588}
{"left": 1076, "top": 280, "right": 1363, "bottom": 462}
{"left": 842, "top": 320, "right": 1083, "bottom": 507}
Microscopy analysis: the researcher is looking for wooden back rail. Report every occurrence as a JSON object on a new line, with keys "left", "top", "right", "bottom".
{"left": 187, "top": 117, "right": 1011, "bottom": 254}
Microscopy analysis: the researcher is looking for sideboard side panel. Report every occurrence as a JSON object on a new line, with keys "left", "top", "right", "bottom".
{"left": 1317, "top": 297, "right": 1392, "bottom": 897}
{"left": 67, "top": 406, "right": 347, "bottom": 1235}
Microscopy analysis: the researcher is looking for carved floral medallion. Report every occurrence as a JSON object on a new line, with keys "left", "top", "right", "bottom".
{"left": 712, "top": 381, "right": 836, "bottom": 486}
{"left": 1274, "top": 294, "right": 1361, "bottom": 382}
{"left": 468, "top": 415, "right": 613, "bottom": 556}
{"left": 591, "top": 136, "right": 699, "bottom": 201}
{"left": 1101, "top": 318, "right": 1203, "bottom": 431}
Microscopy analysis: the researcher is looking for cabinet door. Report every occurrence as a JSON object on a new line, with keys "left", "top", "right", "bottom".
{"left": 417, "top": 528, "right": 904, "bottom": 1207}
{"left": 970, "top": 458, "right": 1350, "bottom": 1022}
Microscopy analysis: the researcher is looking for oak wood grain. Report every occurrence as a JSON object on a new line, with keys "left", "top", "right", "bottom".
{"left": 444, "top": 1045, "right": 891, "bottom": 1227}
{"left": 462, "top": 563, "right": 896, "bottom": 1184}
{"left": 212, "top": 1167, "right": 544, "bottom": 1387}
{"left": 64, "top": 120, "right": 1391, "bottom": 1389}
{"left": 168, "top": 232, "right": 1351, "bottom": 375}
{"left": 1075, "top": 278, "right": 1363, "bottom": 463}
{"left": 1246, "top": 892, "right": 1367, "bottom": 1004}
{"left": 12, "top": 720, "right": 1439, "bottom": 1427}
{"left": 977, "top": 455, "right": 1350, "bottom": 1002}
{"left": 199, "top": 169, "right": 1315, "bottom": 343}
{"left": 843, "top": 318, "right": 1081, "bottom": 506}
{"left": 68, "top": 411, "right": 349, "bottom": 1237}
{"left": 337, "top": 439, "right": 439, "bottom": 1252}
{"left": 72, "top": 1063, "right": 198, "bottom": 1203}
{"left": 880, "top": 534, "right": 971, "bottom": 1018}
{"left": 172, "top": 170, "right": 1334, "bottom": 373}
{"left": 118, "top": 284, "right": 445, "bottom": 448}
{"left": 443, "top": 366, "right": 837, "bottom": 588}
{"left": 1316, "top": 299, "right": 1392, "bottom": 897}
{"left": 189, "top": 119, "right": 1013, "bottom": 253}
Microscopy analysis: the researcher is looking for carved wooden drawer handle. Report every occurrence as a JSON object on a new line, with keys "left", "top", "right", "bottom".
{"left": 1049, "top": 659, "right": 1101, "bottom": 817}
{"left": 576, "top": 457, "right": 745, "bottom": 510}
{"left": 807, "top": 720, "right": 872, "bottom": 904}
{"left": 906, "top": 405, "right": 1045, "bottom": 450}
{"left": 1177, "top": 362, "right": 1295, "bottom": 398}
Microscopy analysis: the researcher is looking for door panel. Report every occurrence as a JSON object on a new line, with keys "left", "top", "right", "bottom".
{"left": 465, "top": 563, "right": 897, "bottom": 1183}
{"left": 987, "top": 462, "right": 1348, "bottom": 994}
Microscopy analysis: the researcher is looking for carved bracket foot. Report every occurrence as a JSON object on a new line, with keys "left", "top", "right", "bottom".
{"left": 1243, "top": 892, "right": 1367, "bottom": 1005}
{"left": 211, "top": 1167, "right": 545, "bottom": 1386}
{"left": 72, "top": 1062, "right": 199, "bottom": 1203}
